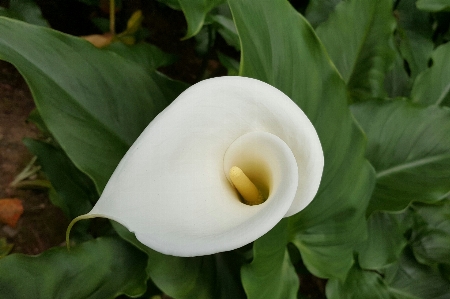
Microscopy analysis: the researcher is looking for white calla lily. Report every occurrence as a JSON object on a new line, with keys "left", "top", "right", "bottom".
{"left": 68, "top": 76, "right": 324, "bottom": 257}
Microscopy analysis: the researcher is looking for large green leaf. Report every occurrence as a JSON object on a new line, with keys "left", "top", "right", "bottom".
{"left": 229, "top": 0, "right": 375, "bottom": 280}
{"left": 396, "top": 0, "right": 434, "bottom": 81}
{"left": 384, "top": 247, "right": 450, "bottom": 299}
{"left": 411, "top": 42, "right": 450, "bottom": 106}
{"left": 178, "top": 0, "right": 225, "bottom": 39}
{"left": 416, "top": 0, "right": 450, "bottom": 12}
{"left": 241, "top": 219, "right": 299, "bottom": 299}
{"left": 0, "top": 17, "right": 178, "bottom": 191}
{"left": 304, "top": 0, "right": 341, "bottom": 28}
{"left": 356, "top": 211, "right": 407, "bottom": 270}
{"left": 315, "top": 0, "right": 396, "bottom": 102}
{"left": 351, "top": 99, "right": 450, "bottom": 213}
{"left": 0, "top": 237, "right": 148, "bottom": 299}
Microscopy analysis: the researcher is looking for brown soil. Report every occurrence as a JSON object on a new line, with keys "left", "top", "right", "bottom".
{"left": 0, "top": 61, "right": 68, "bottom": 255}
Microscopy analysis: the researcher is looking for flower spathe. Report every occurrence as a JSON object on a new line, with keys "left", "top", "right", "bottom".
{"left": 71, "top": 76, "right": 324, "bottom": 257}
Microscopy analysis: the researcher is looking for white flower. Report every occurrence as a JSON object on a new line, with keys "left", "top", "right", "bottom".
{"left": 70, "top": 76, "right": 323, "bottom": 257}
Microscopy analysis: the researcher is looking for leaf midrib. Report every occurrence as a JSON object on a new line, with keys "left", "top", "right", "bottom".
{"left": 376, "top": 153, "right": 450, "bottom": 179}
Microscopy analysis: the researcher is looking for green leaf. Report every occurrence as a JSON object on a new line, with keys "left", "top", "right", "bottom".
{"left": 241, "top": 219, "right": 299, "bottom": 299}
{"left": 111, "top": 221, "right": 246, "bottom": 299}
{"left": 326, "top": 263, "right": 392, "bottom": 299}
{"left": 315, "top": 0, "right": 396, "bottom": 102}
{"left": 0, "top": 237, "right": 148, "bottom": 299}
{"left": 384, "top": 247, "right": 450, "bottom": 299}
{"left": 105, "top": 42, "right": 176, "bottom": 70}
{"left": 229, "top": 0, "right": 375, "bottom": 279}
{"left": 147, "top": 252, "right": 216, "bottom": 298}
{"left": 411, "top": 42, "right": 450, "bottom": 106}
{"left": 328, "top": 247, "right": 450, "bottom": 299}
{"left": 209, "top": 13, "right": 240, "bottom": 50}
{"left": 396, "top": 0, "right": 434, "bottom": 80}
{"left": 0, "top": 18, "right": 177, "bottom": 192}
{"left": 410, "top": 203, "right": 450, "bottom": 266}
{"left": 416, "top": 0, "right": 450, "bottom": 12}
{"left": 217, "top": 52, "right": 239, "bottom": 76}
{"left": 304, "top": 0, "right": 341, "bottom": 28}
{"left": 0, "top": 238, "right": 13, "bottom": 259}
{"left": 384, "top": 52, "right": 412, "bottom": 98}
{"left": 351, "top": 99, "right": 450, "bottom": 213}
{"left": 356, "top": 211, "right": 407, "bottom": 270}
{"left": 23, "top": 138, "right": 95, "bottom": 219}
{"left": 27, "top": 109, "right": 51, "bottom": 137}
{"left": 178, "top": 0, "right": 225, "bottom": 39}
{"left": 0, "top": 0, "right": 49, "bottom": 27}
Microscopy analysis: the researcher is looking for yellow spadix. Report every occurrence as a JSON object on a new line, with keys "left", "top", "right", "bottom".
{"left": 229, "top": 166, "right": 264, "bottom": 205}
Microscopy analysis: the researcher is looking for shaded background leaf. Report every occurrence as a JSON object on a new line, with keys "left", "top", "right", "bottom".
{"left": 384, "top": 52, "right": 412, "bottom": 98}
{"left": 411, "top": 42, "right": 450, "bottom": 106}
{"left": 178, "top": 0, "right": 225, "bottom": 39}
{"left": 304, "top": 0, "right": 341, "bottom": 28}
{"left": 410, "top": 202, "right": 450, "bottom": 267}
{"left": 395, "top": 0, "right": 434, "bottom": 81}
{"left": 0, "top": 0, "right": 49, "bottom": 27}
{"left": 416, "top": 0, "right": 450, "bottom": 12}
{"left": 315, "top": 0, "right": 396, "bottom": 102}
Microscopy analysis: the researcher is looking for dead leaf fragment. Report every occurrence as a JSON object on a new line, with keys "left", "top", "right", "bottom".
{"left": 0, "top": 198, "right": 24, "bottom": 228}
{"left": 81, "top": 33, "right": 113, "bottom": 48}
